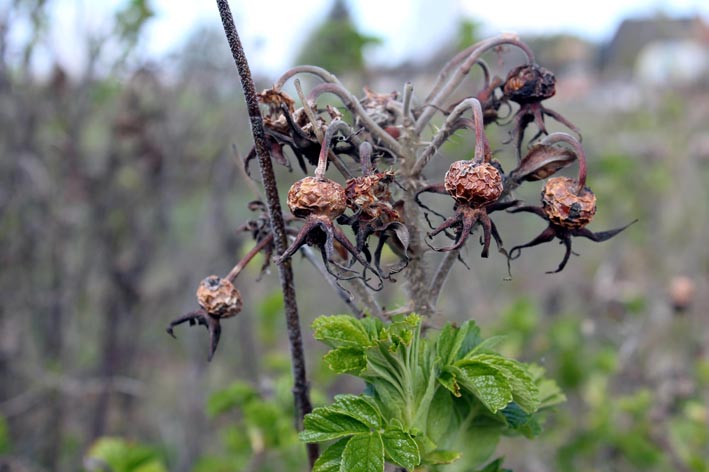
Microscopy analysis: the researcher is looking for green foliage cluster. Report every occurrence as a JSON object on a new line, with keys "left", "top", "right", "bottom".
{"left": 83, "top": 437, "right": 166, "bottom": 472}
{"left": 300, "top": 314, "right": 565, "bottom": 471}
{"left": 494, "top": 298, "right": 709, "bottom": 472}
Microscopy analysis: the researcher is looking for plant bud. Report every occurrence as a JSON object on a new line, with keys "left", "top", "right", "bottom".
{"left": 541, "top": 177, "right": 596, "bottom": 229}
{"left": 287, "top": 176, "right": 347, "bottom": 220}
{"left": 196, "top": 275, "right": 242, "bottom": 318}
{"left": 444, "top": 161, "right": 502, "bottom": 207}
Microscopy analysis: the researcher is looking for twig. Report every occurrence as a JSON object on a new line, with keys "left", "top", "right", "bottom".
{"left": 428, "top": 249, "right": 460, "bottom": 309}
{"left": 307, "top": 82, "right": 402, "bottom": 155}
{"left": 416, "top": 34, "right": 534, "bottom": 136}
{"left": 413, "top": 98, "right": 484, "bottom": 174}
{"left": 215, "top": 1, "right": 318, "bottom": 466}
{"left": 402, "top": 81, "right": 414, "bottom": 125}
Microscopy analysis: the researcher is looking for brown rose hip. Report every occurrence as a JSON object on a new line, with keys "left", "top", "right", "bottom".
{"left": 444, "top": 161, "right": 503, "bottom": 207}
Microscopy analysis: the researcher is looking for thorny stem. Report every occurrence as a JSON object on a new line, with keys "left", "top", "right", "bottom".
{"left": 359, "top": 141, "right": 374, "bottom": 175}
{"left": 540, "top": 132, "right": 587, "bottom": 192}
{"left": 402, "top": 81, "right": 414, "bottom": 123}
{"left": 225, "top": 234, "right": 274, "bottom": 282}
{"left": 293, "top": 79, "right": 352, "bottom": 179}
{"left": 315, "top": 120, "right": 351, "bottom": 179}
{"left": 215, "top": 0, "right": 318, "bottom": 466}
{"left": 307, "top": 82, "right": 402, "bottom": 155}
{"left": 416, "top": 34, "right": 534, "bottom": 135}
{"left": 414, "top": 98, "right": 486, "bottom": 174}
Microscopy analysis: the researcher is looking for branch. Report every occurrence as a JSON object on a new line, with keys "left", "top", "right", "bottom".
{"left": 415, "top": 34, "right": 534, "bottom": 135}
{"left": 215, "top": 1, "right": 318, "bottom": 466}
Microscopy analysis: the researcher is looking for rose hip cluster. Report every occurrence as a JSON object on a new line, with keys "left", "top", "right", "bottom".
{"left": 168, "top": 34, "right": 634, "bottom": 359}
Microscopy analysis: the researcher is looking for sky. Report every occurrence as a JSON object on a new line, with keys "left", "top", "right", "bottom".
{"left": 10, "top": 0, "right": 709, "bottom": 77}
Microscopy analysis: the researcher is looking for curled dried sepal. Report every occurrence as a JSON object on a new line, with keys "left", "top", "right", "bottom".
{"left": 358, "top": 86, "right": 399, "bottom": 129}
{"left": 541, "top": 177, "right": 596, "bottom": 229}
{"left": 509, "top": 142, "right": 577, "bottom": 183}
{"left": 258, "top": 88, "right": 296, "bottom": 133}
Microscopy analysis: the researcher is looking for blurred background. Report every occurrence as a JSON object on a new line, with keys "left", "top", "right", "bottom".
{"left": 1, "top": 0, "right": 708, "bottom": 470}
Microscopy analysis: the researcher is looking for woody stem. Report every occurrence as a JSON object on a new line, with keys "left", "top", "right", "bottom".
{"left": 225, "top": 234, "right": 274, "bottom": 283}
{"left": 315, "top": 119, "right": 351, "bottom": 180}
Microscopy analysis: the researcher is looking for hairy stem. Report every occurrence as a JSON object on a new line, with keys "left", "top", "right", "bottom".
{"left": 215, "top": 0, "right": 318, "bottom": 466}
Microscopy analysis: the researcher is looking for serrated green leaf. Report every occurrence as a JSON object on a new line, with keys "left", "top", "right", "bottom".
{"left": 500, "top": 403, "right": 542, "bottom": 438}
{"left": 423, "top": 449, "right": 462, "bottom": 465}
{"left": 330, "top": 394, "right": 383, "bottom": 429}
{"left": 438, "top": 369, "right": 461, "bottom": 397}
{"left": 455, "top": 321, "right": 483, "bottom": 360}
{"left": 359, "top": 316, "right": 384, "bottom": 341}
{"left": 300, "top": 408, "right": 370, "bottom": 443}
{"left": 467, "top": 335, "right": 508, "bottom": 356}
{"left": 323, "top": 347, "right": 367, "bottom": 374}
{"left": 436, "top": 321, "right": 481, "bottom": 366}
{"left": 312, "top": 437, "right": 349, "bottom": 472}
{"left": 456, "top": 362, "right": 513, "bottom": 413}
{"left": 341, "top": 432, "right": 384, "bottom": 472}
{"left": 312, "top": 315, "right": 373, "bottom": 349}
{"left": 382, "top": 428, "right": 420, "bottom": 469}
{"left": 527, "top": 364, "right": 565, "bottom": 409}
{"left": 426, "top": 388, "right": 454, "bottom": 445}
{"left": 386, "top": 314, "right": 421, "bottom": 347}
{"left": 470, "top": 355, "right": 539, "bottom": 413}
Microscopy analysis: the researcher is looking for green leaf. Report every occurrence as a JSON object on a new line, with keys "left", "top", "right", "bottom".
{"left": 382, "top": 428, "right": 420, "bottom": 470}
{"left": 323, "top": 347, "right": 367, "bottom": 374}
{"left": 528, "top": 364, "right": 566, "bottom": 409}
{"left": 423, "top": 449, "right": 462, "bottom": 465}
{"left": 300, "top": 407, "right": 371, "bottom": 443}
{"left": 455, "top": 321, "right": 483, "bottom": 360}
{"left": 85, "top": 437, "right": 166, "bottom": 472}
{"left": 471, "top": 355, "right": 539, "bottom": 413}
{"left": 206, "top": 381, "right": 258, "bottom": 417}
{"left": 330, "top": 394, "right": 383, "bottom": 429}
{"left": 341, "top": 432, "right": 384, "bottom": 472}
{"left": 500, "top": 403, "right": 542, "bottom": 438}
{"left": 385, "top": 313, "right": 421, "bottom": 347}
{"left": 426, "top": 388, "right": 454, "bottom": 445}
{"left": 475, "top": 457, "right": 512, "bottom": 472}
{"left": 467, "top": 335, "right": 508, "bottom": 356}
{"left": 455, "top": 362, "right": 513, "bottom": 413}
{"left": 438, "top": 368, "right": 461, "bottom": 397}
{"left": 312, "top": 437, "right": 349, "bottom": 472}
{"left": 313, "top": 315, "right": 373, "bottom": 349}
{"left": 0, "top": 415, "right": 9, "bottom": 454}
{"left": 436, "top": 321, "right": 481, "bottom": 365}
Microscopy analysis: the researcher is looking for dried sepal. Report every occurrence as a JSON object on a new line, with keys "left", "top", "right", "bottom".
{"left": 258, "top": 88, "right": 296, "bottom": 134}
{"left": 509, "top": 142, "right": 577, "bottom": 183}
